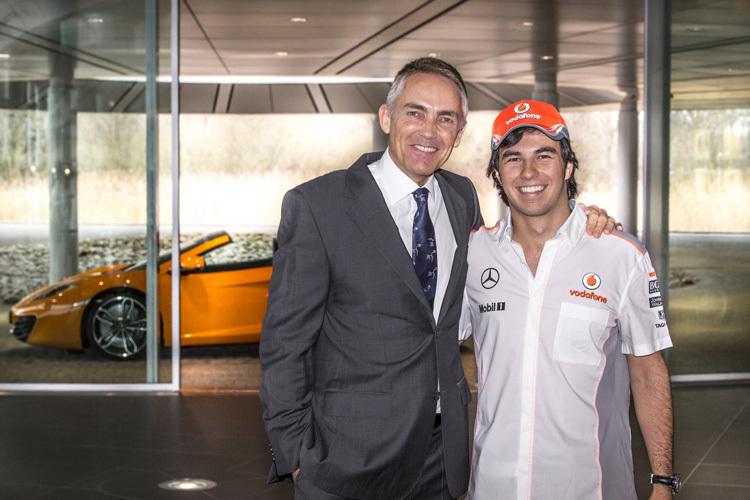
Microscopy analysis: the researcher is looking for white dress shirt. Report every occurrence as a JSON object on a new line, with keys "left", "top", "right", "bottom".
{"left": 368, "top": 149, "right": 457, "bottom": 322}
{"left": 459, "top": 201, "right": 673, "bottom": 499}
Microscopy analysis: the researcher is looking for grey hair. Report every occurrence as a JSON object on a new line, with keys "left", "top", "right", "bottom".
{"left": 385, "top": 57, "right": 469, "bottom": 128}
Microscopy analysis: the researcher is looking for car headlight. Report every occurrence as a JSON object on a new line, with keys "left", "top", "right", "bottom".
{"left": 31, "top": 283, "right": 80, "bottom": 301}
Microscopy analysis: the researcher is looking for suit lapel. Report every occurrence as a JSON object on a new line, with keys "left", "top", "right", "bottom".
{"left": 344, "top": 155, "right": 431, "bottom": 310}
{"left": 435, "top": 172, "right": 468, "bottom": 325}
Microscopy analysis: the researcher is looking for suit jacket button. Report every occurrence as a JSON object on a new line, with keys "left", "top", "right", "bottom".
{"left": 434, "top": 391, "right": 441, "bottom": 400}
{"left": 435, "top": 329, "right": 441, "bottom": 337}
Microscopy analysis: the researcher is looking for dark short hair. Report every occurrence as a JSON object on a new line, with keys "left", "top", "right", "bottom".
{"left": 486, "top": 127, "right": 579, "bottom": 206}
{"left": 386, "top": 57, "right": 468, "bottom": 128}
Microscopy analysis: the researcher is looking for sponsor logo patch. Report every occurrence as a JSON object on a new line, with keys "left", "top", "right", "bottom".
{"left": 479, "top": 302, "right": 506, "bottom": 314}
{"left": 658, "top": 309, "right": 666, "bottom": 320}
{"left": 514, "top": 102, "right": 531, "bottom": 114}
{"left": 481, "top": 268, "right": 499, "bottom": 289}
{"left": 583, "top": 273, "right": 601, "bottom": 290}
{"left": 506, "top": 112, "right": 542, "bottom": 125}
{"left": 649, "top": 280, "right": 660, "bottom": 294}
{"left": 650, "top": 296, "right": 662, "bottom": 308}
{"left": 570, "top": 289, "right": 608, "bottom": 304}
{"left": 655, "top": 322, "right": 666, "bottom": 328}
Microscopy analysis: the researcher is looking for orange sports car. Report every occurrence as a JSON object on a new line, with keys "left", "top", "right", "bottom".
{"left": 9, "top": 231, "right": 273, "bottom": 360}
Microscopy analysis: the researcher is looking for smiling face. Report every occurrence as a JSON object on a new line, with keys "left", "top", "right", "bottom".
{"left": 379, "top": 72, "right": 466, "bottom": 186}
{"left": 498, "top": 129, "right": 573, "bottom": 223}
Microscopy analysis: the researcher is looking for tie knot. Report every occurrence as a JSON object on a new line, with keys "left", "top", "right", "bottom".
{"left": 413, "top": 187, "right": 430, "bottom": 207}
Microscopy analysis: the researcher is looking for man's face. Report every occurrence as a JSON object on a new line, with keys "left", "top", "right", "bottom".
{"left": 379, "top": 73, "right": 466, "bottom": 186}
{"left": 498, "top": 130, "right": 573, "bottom": 220}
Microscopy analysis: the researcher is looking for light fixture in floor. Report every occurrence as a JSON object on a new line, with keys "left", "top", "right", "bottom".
{"left": 158, "top": 478, "right": 217, "bottom": 491}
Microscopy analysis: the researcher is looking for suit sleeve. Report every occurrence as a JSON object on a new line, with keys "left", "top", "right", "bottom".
{"left": 468, "top": 178, "right": 484, "bottom": 231}
{"left": 458, "top": 289, "right": 475, "bottom": 342}
{"left": 259, "top": 188, "right": 330, "bottom": 481}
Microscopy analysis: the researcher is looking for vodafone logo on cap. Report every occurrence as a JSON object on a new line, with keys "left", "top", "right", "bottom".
{"left": 582, "top": 273, "right": 601, "bottom": 290}
{"left": 514, "top": 102, "right": 531, "bottom": 114}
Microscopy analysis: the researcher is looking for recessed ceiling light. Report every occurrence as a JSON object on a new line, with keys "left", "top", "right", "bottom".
{"left": 274, "top": 51, "right": 289, "bottom": 57}
{"left": 290, "top": 17, "right": 307, "bottom": 23}
{"left": 87, "top": 17, "right": 104, "bottom": 23}
{"left": 521, "top": 21, "right": 534, "bottom": 27}
{"left": 687, "top": 26, "right": 701, "bottom": 32}
{"left": 540, "top": 55, "right": 555, "bottom": 60}
{"left": 428, "top": 53, "right": 441, "bottom": 58}
{"left": 0, "top": 54, "right": 10, "bottom": 59}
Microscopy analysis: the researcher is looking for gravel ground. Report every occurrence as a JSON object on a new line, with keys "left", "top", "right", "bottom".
{"left": 0, "top": 233, "right": 275, "bottom": 305}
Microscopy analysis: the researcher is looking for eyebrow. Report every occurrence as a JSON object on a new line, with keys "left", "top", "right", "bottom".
{"left": 501, "top": 146, "right": 559, "bottom": 159}
{"left": 404, "top": 102, "right": 459, "bottom": 119}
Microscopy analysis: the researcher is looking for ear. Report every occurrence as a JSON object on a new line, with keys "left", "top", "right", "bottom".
{"left": 564, "top": 161, "right": 574, "bottom": 180}
{"left": 378, "top": 104, "right": 390, "bottom": 134}
{"left": 453, "top": 121, "right": 467, "bottom": 148}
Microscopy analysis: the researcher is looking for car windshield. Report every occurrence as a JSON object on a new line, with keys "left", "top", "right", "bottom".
{"left": 124, "top": 232, "right": 229, "bottom": 271}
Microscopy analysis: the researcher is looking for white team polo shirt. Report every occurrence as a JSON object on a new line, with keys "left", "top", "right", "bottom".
{"left": 459, "top": 201, "right": 673, "bottom": 500}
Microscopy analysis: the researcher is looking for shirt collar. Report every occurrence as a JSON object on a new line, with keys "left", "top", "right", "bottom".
{"left": 499, "top": 199, "right": 587, "bottom": 246}
{"left": 374, "top": 147, "right": 438, "bottom": 207}
{"left": 558, "top": 199, "right": 587, "bottom": 246}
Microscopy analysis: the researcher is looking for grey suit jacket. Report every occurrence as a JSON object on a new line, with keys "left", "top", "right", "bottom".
{"left": 259, "top": 151, "right": 483, "bottom": 499}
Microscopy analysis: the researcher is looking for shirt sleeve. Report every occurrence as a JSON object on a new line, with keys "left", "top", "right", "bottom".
{"left": 618, "top": 250, "right": 674, "bottom": 356}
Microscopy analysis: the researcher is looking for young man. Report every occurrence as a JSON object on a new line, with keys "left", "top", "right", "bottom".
{"left": 460, "top": 101, "right": 677, "bottom": 499}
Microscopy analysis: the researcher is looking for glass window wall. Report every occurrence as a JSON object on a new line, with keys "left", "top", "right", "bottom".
{"left": 0, "top": 0, "right": 172, "bottom": 386}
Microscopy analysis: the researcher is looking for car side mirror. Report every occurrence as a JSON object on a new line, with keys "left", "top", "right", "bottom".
{"left": 179, "top": 255, "right": 205, "bottom": 274}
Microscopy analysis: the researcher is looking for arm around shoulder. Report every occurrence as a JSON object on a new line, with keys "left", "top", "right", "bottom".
{"left": 469, "top": 178, "right": 484, "bottom": 230}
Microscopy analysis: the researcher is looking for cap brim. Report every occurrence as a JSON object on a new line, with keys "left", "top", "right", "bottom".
{"left": 491, "top": 123, "right": 569, "bottom": 151}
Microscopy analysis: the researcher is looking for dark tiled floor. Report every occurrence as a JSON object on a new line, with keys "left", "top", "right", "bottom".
{"left": 0, "top": 385, "right": 748, "bottom": 499}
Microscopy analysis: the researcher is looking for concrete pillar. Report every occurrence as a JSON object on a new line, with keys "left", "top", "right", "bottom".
{"left": 47, "top": 20, "right": 78, "bottom": 283}
{"left": 145, "top": 0, "right": 160, "bottom": 381}
{"left": 615, "top": 5, "right": 640, "bottom": 236}
{"left": 531, "top": 0, "right": 559, "bottom": 108}
{"left": 617, "top": 92, "right": 639, "bottom": 234}
{"left": 643, "top": 0, "right": 671, "bottom": 313}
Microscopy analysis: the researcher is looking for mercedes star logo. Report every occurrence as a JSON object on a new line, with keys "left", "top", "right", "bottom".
{"left": 481, "top": 268, "right": 499, "bottom": 289}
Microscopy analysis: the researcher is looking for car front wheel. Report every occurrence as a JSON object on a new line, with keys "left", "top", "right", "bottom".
{"left": 84, "top": 290, "right": 148, "bottom": 360}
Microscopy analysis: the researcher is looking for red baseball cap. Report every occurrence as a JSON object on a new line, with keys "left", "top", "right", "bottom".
{"left": 491, "top": 100, "right": 569, "bottom": 151}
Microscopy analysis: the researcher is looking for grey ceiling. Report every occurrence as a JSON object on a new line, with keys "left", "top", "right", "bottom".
{"left": 0, "top": 0, "right": 748, "bottom": 113}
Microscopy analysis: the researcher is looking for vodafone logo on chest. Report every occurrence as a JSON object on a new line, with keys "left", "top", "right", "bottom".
{"left": 570, "top": 272, "right": 608, "bottom": 304}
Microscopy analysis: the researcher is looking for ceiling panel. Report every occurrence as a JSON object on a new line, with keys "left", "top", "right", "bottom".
{"left": 0, "top": 0, "right": 747, "bottom": 112}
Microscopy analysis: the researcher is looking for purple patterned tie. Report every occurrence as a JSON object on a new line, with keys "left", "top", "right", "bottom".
{"left": 412, "top": 187, "right": 437, "bottom": 308}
